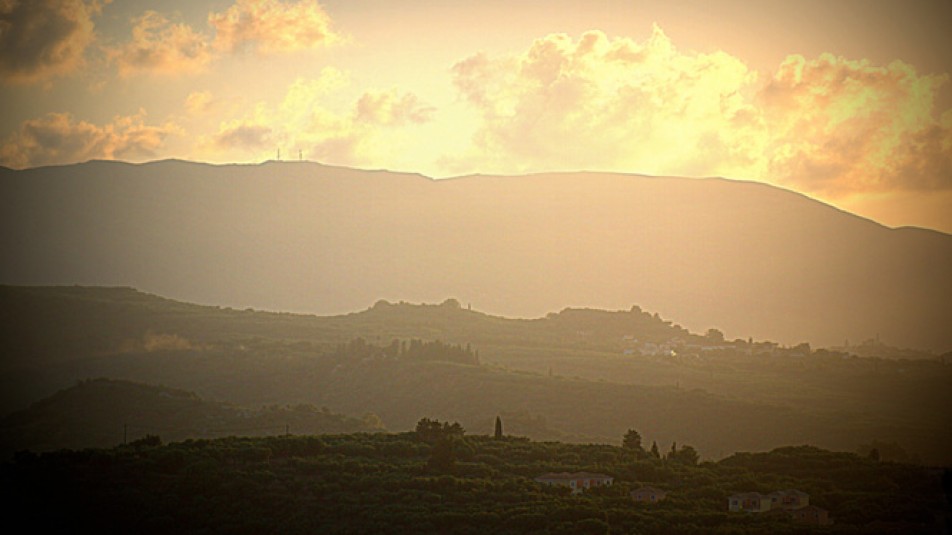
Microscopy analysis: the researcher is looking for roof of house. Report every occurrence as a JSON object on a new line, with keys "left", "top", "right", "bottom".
{"left": 534, "top": 472, "right": 613, "bottom": 481}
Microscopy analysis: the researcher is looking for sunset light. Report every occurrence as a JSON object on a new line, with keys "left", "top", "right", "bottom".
{"left": 2, "top": 0, "right": 950, "bottom": 231}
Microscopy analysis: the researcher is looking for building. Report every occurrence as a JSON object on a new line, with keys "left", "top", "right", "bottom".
{"left": 787, "top": 505, "right": 832, "bottom": 525}
{"left": 534, "top": 472, "right": 613, "bottom": 494}
{"left": 631, "top": 486, "right": 667, "bottom": 503}
{"left": 728, "top": 492, "right": 773, "bottom": 513}
{"left": 769, "top": 489, "right": 809, "bottom": 510}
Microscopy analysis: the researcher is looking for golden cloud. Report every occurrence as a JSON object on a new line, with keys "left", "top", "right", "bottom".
{"left": 109, "top": 10, "right": 212, "bottom": 77}
{"left": 214, "top": 122, "right": 272, "bottom": 149}
{"left": 0, "top": 111, "right": 179, "bottom": 168}
{"left": 185, "top": 90, "right": 215, "bottom": 116}
{"left": 760, "top": 53, "right": 952, "bottom": 195}
{"left": 106, "top": 0, "right": 340, "bottom": 77}
{"left": 450, "top": 28, "right": 762, "bottom": 178}
{"left": 199, "top": 68, "right": 435, "bottom": 167}
{"left": 0, "top": 0, "right": 99, "bottom": 84}
{"left": 209, "top": 0, "right": 339, "bottom": 55}
{"left": 449, "top": 28, "right": 952, "bottom": 197}
{"left": 356, "top": 90, "right": 436, "bottom": 126}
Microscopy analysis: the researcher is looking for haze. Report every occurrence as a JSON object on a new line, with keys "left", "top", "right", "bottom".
{"left": 1, "top": 0, "right": 951, "bottom": 232}
{"left": 2, "top": 3, "right": 952, "bottom": 532}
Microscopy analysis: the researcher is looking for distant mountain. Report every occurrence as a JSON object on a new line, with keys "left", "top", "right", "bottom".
{"left": 1, "top": 159, "right": 949, "bottom": 350}
{"left": 0, "top": 378, "right": 380, "bottom": 456}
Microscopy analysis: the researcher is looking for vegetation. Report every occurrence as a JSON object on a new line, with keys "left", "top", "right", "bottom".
{"left": 0, "top": 379, "right": 381, "bottom": 457}
{"left": 2, "top": 285, "right": 951, "bottom": 465}
{"left": 1, "top": 429, "right": 946, "bottom": 534}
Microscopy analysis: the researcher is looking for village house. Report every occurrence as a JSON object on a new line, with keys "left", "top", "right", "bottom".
{"left": 769, "top": 489, "right": 809, "bottom": 510}
{"left": 534, "top": 472, "right": 613, "bottom": 494}
{"left": 728, "top": 492, "right": 773, "bottom": 513}
{"left": 729, "top": 489, "right": 828, "bottom": 523}
{"left": 631, "top": 486, "right": 667, "bottom": 503}
{"left": 787, "top": 505, "right": 832, "bottom": 526}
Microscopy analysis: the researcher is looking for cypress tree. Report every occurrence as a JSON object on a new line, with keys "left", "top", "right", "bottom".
{"left": 494, "top": 416, "right": 503, "bottom": 439}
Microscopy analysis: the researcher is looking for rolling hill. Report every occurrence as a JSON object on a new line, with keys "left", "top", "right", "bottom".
{"left": 1, "top": 159, "right": 949, "bottom": 351}
{"left": 0, "top": 378, "right": 380, "bottom": 457}
{"left": 2, "top": 286, "right": 950, "bottom": 464}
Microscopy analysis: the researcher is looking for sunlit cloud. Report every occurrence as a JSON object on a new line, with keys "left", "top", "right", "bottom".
{"left": 105, "top": 0, "right": 340, "bottom": 78}
{"left": 448, "top": 28, "right": 762, "bottom": 178}
{"left": 214, "top": 122, "right": 272, "bottom": 150}
{"left": 108, "top": 11, "right": 212, "bottom": 77}
{"left": 209, "top": 0, "right": 339, "bottom": 55}
{"left": 201, "top": 68, "right": 435, "bottom": 167}
{"left": 0, "top": 0, "right": 102, "bottom": 85}
{"left": 0, "top": 111, "right": 179, "bottom": 168}
{"left": 356, "top": 90, "right": 435, "bottom": 126}
{"left": 447, "top": 27, "right": 952, "bottom": 201}
{"left": 760, "top": 54, "right": 952, "bottom": 195}
{"left": 184, "top": 90, "right": 216, "bottom": 116}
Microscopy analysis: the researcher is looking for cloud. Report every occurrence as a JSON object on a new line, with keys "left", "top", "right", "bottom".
{"left": 0, "top": 0, "right": 99, "bottom": 84}
{"left": 448, "top": 27, "right": 952, "bottom": 197}
{"left": 759, "top": 53, "right": 952, "bottom": 195}
{"left": 0, "top": 111, "right": 179, "bottom": 168}
{"left": 449, "top": 28, "right": 762, "bottom": 178}
{"left": 109, "top": 10, "right": 212, "bottom": 77}
{"left": 104, "top": 0, "right": 341, "bottom": 77}
{"left": 199, "top": 68, "right": 435, "bottom": 168}
{"left": 209, "top": 0, "right": 339, "bottom": 55}
{"left": 356, "top": 90, "right": 435, "bottom": 126}
{"left": 185, "top": 90, "right": 215, "bottom": 116}
{"left": 214, "top": 122, "right": 272, "bottom": 149}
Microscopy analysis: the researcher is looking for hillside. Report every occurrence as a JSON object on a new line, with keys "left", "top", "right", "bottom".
{"left": 1, "top": 430, "right": 946, "bottom": 534}
{"left": 0, "top": 378, "right": 380, "bottom": 457}
{"left": 1, "top": 159, "right": 949, "bottom": 351}
{"left": 2, "top": 286, "right": 950, "bottom": 464}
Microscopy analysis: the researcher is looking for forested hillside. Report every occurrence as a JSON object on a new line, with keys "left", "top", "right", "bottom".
{"left": 2, "top": 428, "right": 947, "bottom": 534}
{"left": 0, "top": 379, "right": 380, "bottom": 457}
{"left": 2, "top": 286, "right": 950, "bottom": 464}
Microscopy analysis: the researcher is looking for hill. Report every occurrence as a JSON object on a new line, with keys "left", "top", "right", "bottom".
{"left": 2, "top": 286, "right": 951, "bottom": 465}
{"left": 1, "top": 159, "right": 949, "bottom": 351}
{"left": 1, "top": 430, "right": 946, "bottom": 534}
{"left": 0, "top": 378, "right": 381, "bottom": 457}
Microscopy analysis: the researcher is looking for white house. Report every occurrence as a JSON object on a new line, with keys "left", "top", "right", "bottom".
{"left": 534, "top": 472, "right": 614, "bottom": 494}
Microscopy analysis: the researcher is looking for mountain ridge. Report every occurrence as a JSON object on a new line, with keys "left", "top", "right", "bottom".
{"left": 1, "top": 159, "right": 949, "bottom": 350}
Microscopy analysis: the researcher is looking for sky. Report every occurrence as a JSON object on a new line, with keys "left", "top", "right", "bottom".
{"left": 1, "top": 0, "right": 951, "bottom": 233}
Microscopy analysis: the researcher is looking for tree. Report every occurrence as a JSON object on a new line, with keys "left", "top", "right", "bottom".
{"left": 650, "top": 441, "right": 661, "bottom": 459}
{"left": 129, "top": 434, "right": 161, "bottom": 449}
{"left": 869, "top": 448, "right": 880, "bottom": 461}
{"left": 705, "top": 328, "right": 724, "bottom": 344}
{"left": 415, "top": 418, "right": 443, "bottom": 443}
{"left": 415, "top": 417, "right": 465, "bottom": 443}
{"left": 622, "top": 429, "right": 643, "bottom": 452}
{"left": 494, "top": 416, "right": 504, "bottom": 439}
{"left": 670, "top": 444, "right": 699, "bottom": 466}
